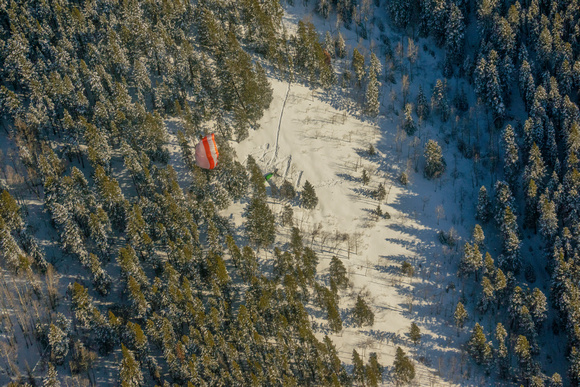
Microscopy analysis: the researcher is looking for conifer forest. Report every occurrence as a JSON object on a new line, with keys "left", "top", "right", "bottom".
{"left": 2, "top": 0, "right": 580, "bottom": 385}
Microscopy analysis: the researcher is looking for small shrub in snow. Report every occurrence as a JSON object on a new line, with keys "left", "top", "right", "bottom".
{"left": 401, "top": 260, "right": 414, "bottom": 277}
{"left": 375, "top": 183, "right": 386, "bottom": 200}
{"left": 399, "top": 172, "right": 408, "bottom": 185}
{"left": 438, "top": 228, "right": 458, "bottom": 247}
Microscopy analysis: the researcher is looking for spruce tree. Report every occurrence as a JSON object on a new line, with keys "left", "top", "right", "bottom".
{"left": 495, "top": 323, "right": 508, "bottom": 378}
{"left": 467, "top": 323, "right": 492, "bottom": 365}
{"left": 424, "top": 139, "right": 446, "bottom": 179}
{"left": 365, "top": 70, "right": 380, "bottom": 117}
{"left": 329, "top": 256, "right": 349, "bottom": 290}
{"left": 393, "top": 347, "right": 415, "bottom": 385}
{"left": 454, "top": 301, "right": 468, "bottom": 330}
{"left": 352, "top": 349, "right": 365, "bottom": 385}
{"left": 245, "top": 196, "right": 276, "bottom": 249}
{"left": 353, "top": 295, "right": 374, "bottom": 327}
{"left": 49, "top": 323, "right": 69, "bottom": 365}
{"left": 352, "top": 48, "right": 365, "bottom": 87}
{"left": 472, "top": 224, "right": 485, "bottom": 248}
{"left": 43, "top": 363, "right": 60, "bottom": 387}
{"left": 301, "top": 180, "right": 318, "bottom": 209}
{"left": 501, "top": 124, "right": 519, "bottom": 188}
{"left": 409, "top": 322, "right": 421, "bottom": 345}
{"left": 476, "top": 186, "right": 491, "bottom": 223}
{"left": 119, "top": 344, "right": 144, "bottom": 387}
{"left": 416, "top": 86, "right": 429, "bottom": 121}
{"left": 365, "top": 352, "right": 383, "bottom": 387}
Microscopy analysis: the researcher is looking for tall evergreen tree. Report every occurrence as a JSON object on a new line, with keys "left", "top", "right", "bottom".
{"left": 424, "top": 139, "right": 446, "bottom": 179}
{"left": 501, "top": 124, "right": 519, "bottom": 188}
{"left": 393, "top": 347, "right": 415, "bottom": 385}
{"left": 467, "top": 323, "right": 493, "bottom": 365}
{"left": 301, "top": 180, "right": 318, "bottom": 209}
{"left": 476, "top": 186, "right": 491, "bottom": 223}
{"left": 365, "top": 69, "right": 380, "bottom": 117}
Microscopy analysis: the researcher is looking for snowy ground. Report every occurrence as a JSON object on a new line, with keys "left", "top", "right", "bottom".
{"left": 0, "top": 1, "right": 565, "bottom": 385}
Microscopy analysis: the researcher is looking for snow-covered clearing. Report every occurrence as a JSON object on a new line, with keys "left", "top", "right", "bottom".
{"left": 228, "top": 64, "right": 475, "bottom": 385}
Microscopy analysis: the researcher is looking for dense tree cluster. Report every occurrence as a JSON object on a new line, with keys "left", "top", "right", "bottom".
{"left": 386, "top": 0, "right": 580, "bottom": 379}
{"left": 0, "top": 0, "right": 387, "bottom": 385}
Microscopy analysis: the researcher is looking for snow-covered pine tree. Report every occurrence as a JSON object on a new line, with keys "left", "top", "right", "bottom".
{"left": 479, "top": 276, "right": 495, "bottom": 312}
{"left": 538, "top": 192, "right": 558, "bottom": 241}
{"left": 48, "top": 323, "right": 69, "bottom": 365}
{"left": 473, "top": 224, "right": 485, "bottom": 248}
{"left": 403, "top": 103, "right": 416, "bottom": 135}
{"left": 352, "top": 48, "right": 365, "bottom": 88}
{"left": 501, "top": 124, "right": 519, "bottom": 189}
{"left": 529, "top": 287, "right": 547, "bottom": 328}
{"left": 495, "top": 322, "right": 508, "bottom": 377}
{"left": 336, "top": 32, "right": 346, "bottom": 59}
{"left": 43, "top": 363, "right": 60, "bottom": 387}
{"left": 365, "top": 69, "right": 380, "bottom": 117}
{"left": 454, "top": 301, "right": 468, "bottom": 329}
{"left": 416, "top": 85, "right": 430, "bottom": 121}
{"left": 431, "top": 79, "right": 450, "bottom": 122}
{"left": 88, "top": 253, "right": 111, "bottom": 296}
{"left": 424, "top": 139, "right": 446, "bottom": 179}
{"left": 494, "top": 180, "right": 515, "bottom": 225}
{"left": 524, "top": 143, "right": 547, "bottom": 192}
{"left": 459, "top": 242, "right": 483, "bottom": 280}
{"left": 445, "top": 3, "right": 465, "bottom": 65}
{"left": 476, "top": 186, "right": 491, "bottom": 223}
{"left": 370, "top": 52, "right": 382, "bottom": 80}
{"left": 467, "top": 323, "right": 492, "bottom": 365}
{"left": 245, "top": 196, "right": 276, "bottom": 249}
{"left": 119, "top": 344, "right": 144, "bottom": 387}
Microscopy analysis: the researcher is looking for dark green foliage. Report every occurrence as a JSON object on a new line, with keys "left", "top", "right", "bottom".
{"left": 280, "top": 180, "right": 296, "bottom": 200}
{"left": 409, "top": 322, "right": 421, "bottom": 345}
{"left": 416, "top": 86, "right": 429, "bottom": 121}
{"left": 365, "top": 352, "right": 383, "bottom": 387}
{"left": 353, "top": 295, "right": 374, "bottom": 327}
{"left": 0, "top": 1, "right": 356, "bottom": 385}
{"left": 393, "top": 347, "right": 415, "bottom": 385}
{"left": 352, "top": 349, "right": 365, "bottom": 385}
{"left": 454, "top": 301, "right": 468, "bottom": 329}
{"left": 281, "top": 204, "right": 294, "bottom": 227}
{"left": 399, "top": 172, "right": 408, "bottom": 186}
{"left": 467, "top": 323, "right": 492, "bottom": 365}
{"left": 329, "top": 256, "right": 349, "bottom": 290}
{"left": 375, "top": 183, "right": 386, "bottom": 201}
{"left": 401, "top": 261, "right": 414, "bottom": 277}
{"left": 301, "top": 180, "right": 318, "bottom": 209}
{"left": 476, "top": 186, "right": 490, "bottom": 223}
{"left": 362, "top": 169, "right": 370, "bottom": 185}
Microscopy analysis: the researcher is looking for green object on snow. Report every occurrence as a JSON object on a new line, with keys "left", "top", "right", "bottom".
{"left": 265, "top": 173, "right": 274, "bottom": 181}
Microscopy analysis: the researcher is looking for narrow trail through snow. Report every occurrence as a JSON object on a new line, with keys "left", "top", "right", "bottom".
{"left": 269, "top": 81, "right": 291, "bottom": 167}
